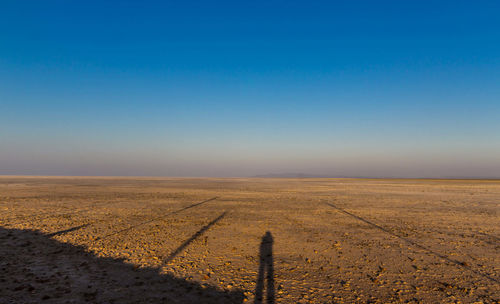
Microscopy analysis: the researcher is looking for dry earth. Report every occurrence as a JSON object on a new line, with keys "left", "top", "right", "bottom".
{"left": 0, "top": 177, "right": 498, "bottom": 303}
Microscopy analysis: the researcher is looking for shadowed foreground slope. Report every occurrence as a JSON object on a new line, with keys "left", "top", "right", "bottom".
{"left": 0, "top": 226, "right": 244, "bottom": 303}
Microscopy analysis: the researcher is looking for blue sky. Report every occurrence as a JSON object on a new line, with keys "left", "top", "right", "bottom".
{"left": 1, "top": 1, "right": 499, "bottom": 177}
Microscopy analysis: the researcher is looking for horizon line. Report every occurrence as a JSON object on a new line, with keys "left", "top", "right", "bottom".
{"left": 1, "top": 174, "right": 499, "bottom": 181}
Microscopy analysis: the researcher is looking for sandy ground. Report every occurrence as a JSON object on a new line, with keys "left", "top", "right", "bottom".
{"left": 0, "top": 177, "right": 498, "bottom": 303}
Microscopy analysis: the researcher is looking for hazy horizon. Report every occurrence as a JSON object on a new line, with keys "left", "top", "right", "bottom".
{"left": 2, "top": 1, "right": 499, "bottom": 178}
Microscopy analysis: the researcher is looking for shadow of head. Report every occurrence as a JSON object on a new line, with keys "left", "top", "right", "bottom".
{"left": 262, "top": 231, "right": 273, "bottom": 243}
{"left": 0, "top": 226, "right": 244, "bottom": 303}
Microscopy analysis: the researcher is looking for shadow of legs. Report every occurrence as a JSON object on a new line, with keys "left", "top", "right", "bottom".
{"left": 254, "top": 231, "right": 275, "bottom": 304}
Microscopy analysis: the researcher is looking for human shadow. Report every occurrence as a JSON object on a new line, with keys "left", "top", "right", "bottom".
{"left": 254, "top": 231, "right": 275, "bottom": 304}
{"left": 0, "top": 225, "right": 244, "bottom": 303}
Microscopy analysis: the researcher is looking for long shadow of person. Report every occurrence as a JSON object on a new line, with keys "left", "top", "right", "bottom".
{"left": 254, "top": 231, "right": 275, "bottom": 304}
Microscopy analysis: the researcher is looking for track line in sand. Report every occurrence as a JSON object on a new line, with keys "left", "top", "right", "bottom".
{"left": 33, "top": 197, "right": 219, "bottom": 239}
{"left": 46, "top": 224, "right": 91, "bottom": 237}
{"left": 163, "top": 211, "right": 228, "bottom": 264}
{"left": 94, "top": 197, "right": 219, "bottom": 242}
{"left": 0, "top": 201, "right": 118, "bottom": 223}
{"left": 325, "top": 201, "right": 499, "bottom": 284}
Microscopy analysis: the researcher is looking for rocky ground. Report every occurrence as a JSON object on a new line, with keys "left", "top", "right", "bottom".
{"left": 0, "top": 177, "right": 498, "bottom": 303}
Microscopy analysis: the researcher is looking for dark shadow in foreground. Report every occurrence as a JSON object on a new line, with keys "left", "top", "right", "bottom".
{"left": 0, "top": 226, "right": 244, "bottom": 303}
{"left": 254, "top": 231, "right": 275, "bottom": 304}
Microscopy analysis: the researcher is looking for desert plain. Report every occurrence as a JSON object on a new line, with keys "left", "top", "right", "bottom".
{"left": 0, "top": 177, "right": 498, "bottom": 303}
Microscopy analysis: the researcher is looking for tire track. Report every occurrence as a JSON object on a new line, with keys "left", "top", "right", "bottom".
{"left": 0, "top": 201, "right": 118, "bottom": 222}
{"left": 163, "top": 211, "right": 228, "bottom": 264}
{"left": 94, "top": 197, "right": 218, "bottom": 242}
{"left": 325, "top": 201, "right": 499, "bottom": 284}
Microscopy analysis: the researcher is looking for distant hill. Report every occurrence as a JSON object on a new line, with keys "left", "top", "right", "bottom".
{"left": 252, "top": 173, "right": 334, "bottom": 178}
{"left": 252, "top": 173, "right": 500, "bottom": 179}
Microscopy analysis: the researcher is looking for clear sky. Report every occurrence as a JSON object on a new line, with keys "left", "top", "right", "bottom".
{"left": 1, "top": 1, "right": 499, "bottom": 177}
